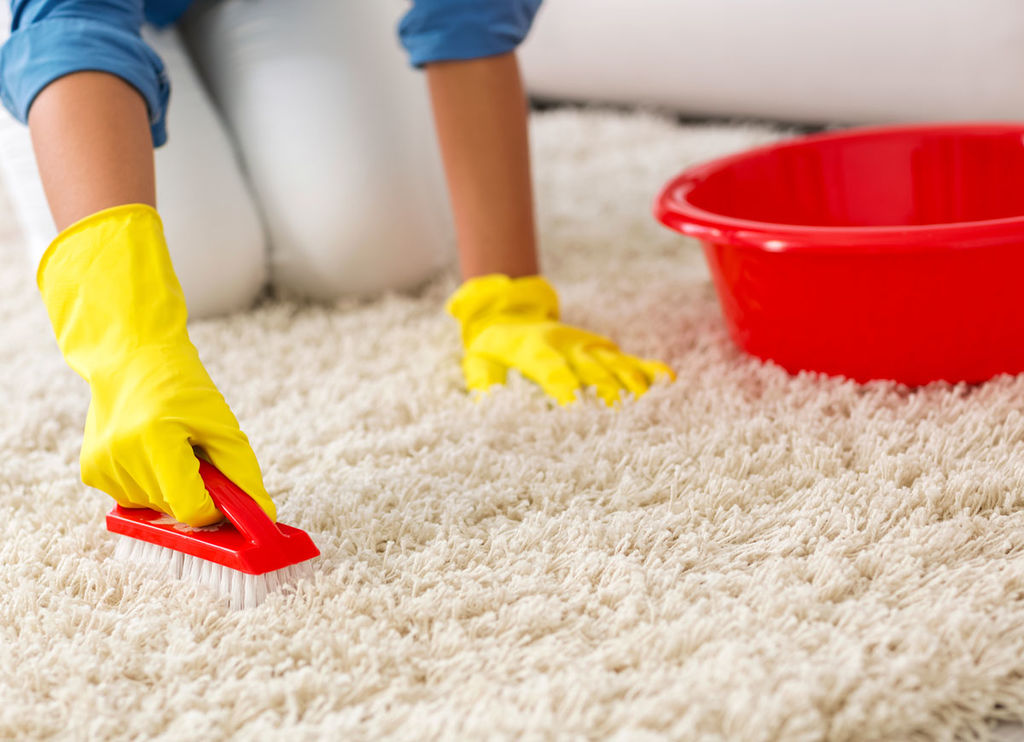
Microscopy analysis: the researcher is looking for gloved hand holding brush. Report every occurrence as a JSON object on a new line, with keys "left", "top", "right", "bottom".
{"left": 38, "top": 204, "right": 276, "bottom": 528}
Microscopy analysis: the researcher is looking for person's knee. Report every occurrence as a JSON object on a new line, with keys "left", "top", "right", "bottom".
{"left": 154, "top": 111, "right": 268, "bottom": 319}
{"left": 223, "top": 76, "right": 455, "bottom": 301}
{"left": 161, "top": 197, "right": 267, "bottom": 319}
{"left": 269, "top": 179, "right": 454, "bottom": 300}
{"left": 180, "top": 0, "right": 456, "bottom": 301}
{"left": 139, "top": 24, "right": 267, "bottom": 319}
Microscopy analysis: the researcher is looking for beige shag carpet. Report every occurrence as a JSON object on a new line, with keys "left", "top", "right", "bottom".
{"left": 3, "top": 109, "right": 1024, "bottom": 741}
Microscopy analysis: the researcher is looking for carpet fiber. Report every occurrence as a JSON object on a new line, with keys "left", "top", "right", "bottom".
{"left": 2, "top": 109, "right": 1024, "bottom": 741}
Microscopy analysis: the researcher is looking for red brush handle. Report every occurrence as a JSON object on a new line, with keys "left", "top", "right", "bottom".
{"left": 197, "top": 459, "right": 281, "bottom": 547}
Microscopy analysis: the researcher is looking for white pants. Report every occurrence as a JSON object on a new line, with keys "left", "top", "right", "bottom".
{"left": 519, "top": 0, "right": 1024, "bottom": 125}
{"left": 0, "top": 0, "right": 454, "bottom": 318}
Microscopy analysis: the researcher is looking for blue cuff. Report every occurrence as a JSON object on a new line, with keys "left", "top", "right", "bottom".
{"left": 0, "top": 16, "right": 170, "bottom": 146}
{"left": 398, "top": 0, "right": 542, "bottom": 68}
{"left": 143, "top": 0, "right": 193, "bottom": 28}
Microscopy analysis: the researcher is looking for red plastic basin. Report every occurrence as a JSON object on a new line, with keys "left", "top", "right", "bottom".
{"left": 654, "top": 122, "right": 1024, "bottom": 385}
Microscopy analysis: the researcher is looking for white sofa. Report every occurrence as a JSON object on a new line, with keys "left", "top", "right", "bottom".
{"left": 519, "top": 0, "right": 1024, "bottom": 125}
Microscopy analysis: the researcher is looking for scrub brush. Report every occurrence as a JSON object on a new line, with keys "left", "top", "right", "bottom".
{"left": 110, "top": 459, "right": 319, "bottom": 609}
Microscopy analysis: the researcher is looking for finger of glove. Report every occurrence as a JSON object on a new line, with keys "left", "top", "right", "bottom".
{"left": 512, "top": 341, "right": 583, "bottom": 405}
{"left": 81, "top": 416, "right": 178, "bottom": 514}
{"left": 591, "top": 346, "right": 675, "bottom": 388}
{"left": 589, "top": 347, "right": 654, "bottom": 399}
{"left": 148, "top": 437, "right": 221, "bottom": 527}
{"left": 82, "top": 448, "right": 172, "bottom": 515}
{"left": 636, "top": 357, "right": 676, "bottom": 383}
{"left": 462, "top": 353, "right": 508, "bottom": 394}
{"left": 197, "top": 428, "right": 277, "bottom": 522}
{"left": 569, "top": 346, "right": 626, "bottom": 406}
{"left": 471, "top": 328, "right": 582, "bottom": 404}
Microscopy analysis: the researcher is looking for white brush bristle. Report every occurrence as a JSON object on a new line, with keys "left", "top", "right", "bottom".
{"left": 113, "top": 536, "right": 313, "bottom": 609}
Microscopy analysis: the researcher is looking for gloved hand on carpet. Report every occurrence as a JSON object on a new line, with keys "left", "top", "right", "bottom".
{"left": 446, "top": 274, "right": 674, "bottom": 405}
{"left": 37, "top": 204, "right": 275, "bottom": 527}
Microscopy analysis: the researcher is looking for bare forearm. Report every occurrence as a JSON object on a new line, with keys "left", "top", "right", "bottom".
{"left": 28, "top": 71, "right": 155, "bottom": 231}
{"left": 425, "top": 52, "right": 538, "bottom": 279}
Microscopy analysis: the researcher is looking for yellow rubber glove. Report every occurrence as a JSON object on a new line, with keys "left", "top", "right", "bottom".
{"left": 446, "top": 274, "right": 674, "bottom": 405}
{"left": 37, "top": 204, "right": 275, "bottom": 527}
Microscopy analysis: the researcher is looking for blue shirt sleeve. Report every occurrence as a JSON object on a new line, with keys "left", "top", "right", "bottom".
{"left": 398, "top": 0, "right": 543, "bottom": 68}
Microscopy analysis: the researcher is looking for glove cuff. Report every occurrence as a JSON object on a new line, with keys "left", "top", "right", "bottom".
{"left": 446, "top": 274, "right": 560, "bottom": 345}
{"left": 38, "top": 204, "right": 190, "bottom": 378}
